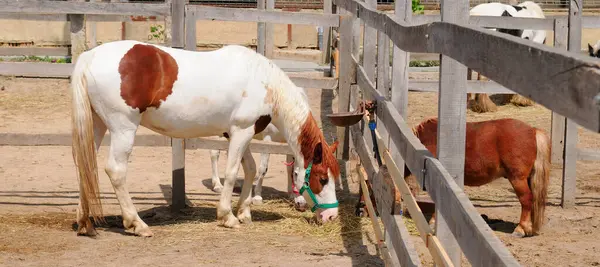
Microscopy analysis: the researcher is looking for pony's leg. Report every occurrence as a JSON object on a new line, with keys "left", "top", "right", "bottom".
{"left": 236, "top": 148, "right": 257, "bottom": 224}
{"left": 76, "top": 111, "right": 107, "bottom": 236}
{"left": 104, "top": 119, "right": 152, "bottom": 237}
{"left": 209, "top": 149, "right": 224, "bottom": 193}
{"left": 217, "top": 126, "right": 255, "bottom": 228}
{"left": 508, "top": 177, "right": 534, "bottom": 237}
{"left": 252, "top": 152, "right": 270, "bottom": 205}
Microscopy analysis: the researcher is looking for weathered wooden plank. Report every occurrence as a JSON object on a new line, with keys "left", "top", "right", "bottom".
{"left": 362, "top": 0, "right": 378, "bottom": 83}
{"left": 334, "top": 0, "right": 600, "bottom": 133}
{"left": 0, "top": 47, "right": 69, "bottom": 57}
{"left": 184, "top": 7, "right": 197, "bottom": 51}
{"left": 264, "top": 0, "right": 275, "bottom": 58}
{"left": 0, "top": 61, "right": 336, "bottom": 89}
{"left": 188, "top": 5, "right": 339, "bottom": 27}
{"left": 408, "top": 80, "right": 515, "bottom": 94}
{"left": 171, "top": 138, "right": 186, "bottom": 211}
{"left": 436, "top": 0, "right": 469, "bottom": 263}
{"left": 185, "top": 138, "right": 292, "bottom": 155}
{"left": 578, "top": 148, "right": 600, "bottom": 161}
{"left": 0, "top": 13, "right": 164, "bottom": 22}
{"left": 0, "top": 0, "right": 170, "bottom": 16}
{"left": 69, "top": 0, "right": 86, "bottom": 63}
{"left": 349, "top": 118, "right": 421, "bottom": 267}
{"left": 375, "top": 130, "right": 453, "bottom": 267}
{"left": 321, "top": 0, "right": 333, "bottom": 64}
{"left": 336, "top": 15, "right": 353, "bottom": 160}
{"left": 375, "top": 26, "right": 391, "bottom": 157}
{"left": 288, "top": 75, "right": 338, "bottom": 90}
{"left": 561, "top": 0, "right": 583, "bottom": 209}
{"left": 389, "top": 0, "right": 411, "bottom": 194}
{"left": 170, "top": 0, "right": 185, "bottom": 48}
{"left": 256, "top": 0, "right": 266, "bottom": 55}
{"left": 551, "top": 18, "right": 567, "bottom": 164}
{"left": 469, "top": 15, "right": 554, "bottom": 30}
{"left": 0, "top": 133, "right": 293, "bottom": 154}
{"left": 0, "top": 133, "right": 172, "bottom": 147}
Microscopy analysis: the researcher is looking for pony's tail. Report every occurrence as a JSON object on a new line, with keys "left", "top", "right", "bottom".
{"left": 530, "top": 128, "right": 551, "bottom": 234}
{"left": 71, "top": 50, "right": 104, "bottom": 224}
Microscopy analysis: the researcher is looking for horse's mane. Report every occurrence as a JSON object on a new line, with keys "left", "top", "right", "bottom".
{"left": 299, "top": 114, "right": 341, "bottom": 179}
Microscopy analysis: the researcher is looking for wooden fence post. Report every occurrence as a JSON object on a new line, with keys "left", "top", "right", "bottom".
{"left": 322, "top": 0, "right": 333, "bottom": 65}
{"left": 436, "top": 0, "right": 469, "bottom": 264}
{"left": 562, "top": 0, "right": 582, "bottom": 209}
{"left": 551, "top": 18, "right": 567, "bottom": 164}
{"left": 169, "top": 0, "right": 187, "bottom": 212}
{"left": 265, "top": 0, "right": 275, "bottom": 58}
{"left": 69, "top": 0, "right": 86, "bottom": 63}
{"left": 337, "top": 14, "right": 353, "bottom": 161}
{"left": 257, "top": 0, "right": 266, "bottom": 55}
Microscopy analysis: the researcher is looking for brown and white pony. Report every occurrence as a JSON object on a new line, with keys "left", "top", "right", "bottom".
{"left": 405, "top": 117, "right": 550, "bottom": 237}
{"left": 70, "top": 40, "right": 340, "bottom": 237}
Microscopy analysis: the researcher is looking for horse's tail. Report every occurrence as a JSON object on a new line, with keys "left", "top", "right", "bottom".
{"left": 530, "top": 128, "right": 550, "bottom": 234}
{"left": 71, "top": 50, "right": 104, "bottom": 223}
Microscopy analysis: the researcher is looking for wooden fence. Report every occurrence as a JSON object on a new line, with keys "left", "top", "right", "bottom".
{"left": 1, "top": 0, "right": 600, "bottom": 266}
{"left": 331, "top": 0, "right": 600, "bottom": 265}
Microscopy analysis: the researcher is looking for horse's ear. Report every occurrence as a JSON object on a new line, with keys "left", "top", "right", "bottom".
{"left": 330, "top": 141, "right": 339, "bottom": 154}
{"left": 313, "top": 142, "right": 323, "bottom": 164}
{"left": 589, "top": 43, "right": 594, "bottom": 56}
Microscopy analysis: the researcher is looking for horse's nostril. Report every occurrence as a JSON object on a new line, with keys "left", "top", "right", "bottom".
{"left": 328, "top": 215, "right": 335, "bottom": 221}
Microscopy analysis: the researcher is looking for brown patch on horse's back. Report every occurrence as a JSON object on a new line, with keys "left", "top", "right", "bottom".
{"left": 242, "top": 90, "right": 248, "bottom": 97}
{"left": 298, "top": 113, "right": 340, "bottom": 194}
{"left": 119, "top": 43, "right": 179, "bottom": 113}
{"left": 254, "top": 115, "right": 271, "bottom": 134}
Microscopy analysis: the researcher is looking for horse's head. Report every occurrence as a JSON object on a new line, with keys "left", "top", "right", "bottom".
{"left": 295, "top": 125, "right": 341, "bottom": 223}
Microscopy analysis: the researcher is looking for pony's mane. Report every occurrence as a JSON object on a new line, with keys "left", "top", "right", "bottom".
{"left": 412, "top": 117, "right": 438, "bottom": 138}
{"left": 298, "top": 113, "right": 340, "bottom": 179}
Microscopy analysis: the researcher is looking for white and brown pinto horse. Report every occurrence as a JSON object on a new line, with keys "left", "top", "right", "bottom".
{"left": 71, "top": 40, "right": 340, "bottom": 237}
{"left": 209, "top": 122, "right": 308, "bottom": 211}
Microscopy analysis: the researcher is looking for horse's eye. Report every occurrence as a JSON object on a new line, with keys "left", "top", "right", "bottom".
{"left": 319, "top": 177, "right": 328, "bottom": 186}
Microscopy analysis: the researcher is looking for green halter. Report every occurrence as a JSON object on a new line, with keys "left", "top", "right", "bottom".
{"left": 298, "top": 162, "right": 340, "bottom": 212}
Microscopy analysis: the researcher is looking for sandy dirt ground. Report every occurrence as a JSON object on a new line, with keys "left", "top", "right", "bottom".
{"left": 0, "top": 73, "right": 599, "bottom": 267}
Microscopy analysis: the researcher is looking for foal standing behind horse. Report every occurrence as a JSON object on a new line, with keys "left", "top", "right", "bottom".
{"left": 406, "top": 118, "right": 550, "bottom": 237}
{"left": 70, "top": 40, "right": 340, "bottom": 237}
{"left": 209, "top": 122, "right": 308, "bottom": 211}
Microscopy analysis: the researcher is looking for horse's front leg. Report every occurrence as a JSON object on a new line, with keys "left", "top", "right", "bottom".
{"left": 237, "top": 148, "right": 257, "bottom": 224}
{"left": 217, "top": 126, "right": 255, "bottom": 228}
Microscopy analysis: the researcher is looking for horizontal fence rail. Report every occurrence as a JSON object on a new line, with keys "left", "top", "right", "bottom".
{"left": 0, "top": 0, "right": 171, "bottom": 16}
{"left": 188, "top": 4, "right": 340, "bottom": 26}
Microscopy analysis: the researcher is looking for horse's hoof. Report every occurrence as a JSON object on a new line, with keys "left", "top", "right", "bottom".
{"left": 237, "top": 211, "right": 252, "bottom": 225}
{"left": 220, "top": 213, "right": 241, "bottom": 229}
{"left": 252, "top": 196, "right": 263, "bottom": 205}
{"left": 76, "top": 218, "right": 98, "bottom": 237}
{"left": 135, "top": 227, "right": 154, "bottom": 237}
{"left": 212, "top": 185, "right": 223, "bottom": 193}
{"left": 511, "top": 225, "right": 527, "bottom": 238}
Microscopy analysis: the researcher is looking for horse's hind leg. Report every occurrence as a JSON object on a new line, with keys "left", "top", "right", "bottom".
{"left": 508, "top": 176, "right": 534, "bottom": 237}
{"left": 76, "top": 111, "right": 107, "bottom": 236}
{"left": 252, "top": 152, "right": 269, "bottom": 205}
{"left": 104, "top": 117, "right": 152, "bottom": 237}
{"left": 209, "top": 150, "right": 224, "bottom": 193}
